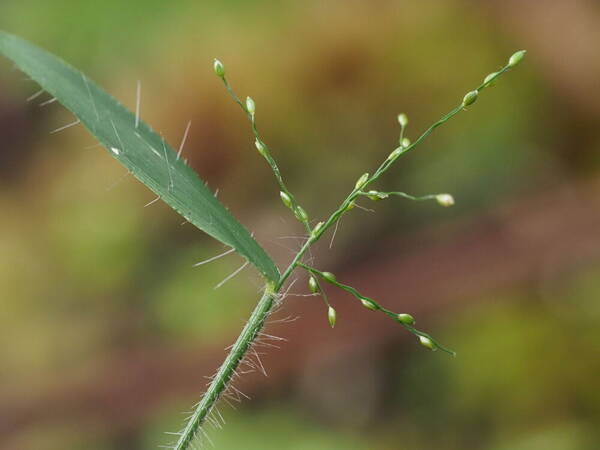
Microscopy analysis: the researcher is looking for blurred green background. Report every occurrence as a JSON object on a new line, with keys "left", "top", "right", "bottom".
{"left": 1, "top": 1, "right": 599, "bottom": 449}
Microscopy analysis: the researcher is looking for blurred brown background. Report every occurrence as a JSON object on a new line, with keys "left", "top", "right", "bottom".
{"left": 1, "top": 1, "right": 599, "bottom": 449}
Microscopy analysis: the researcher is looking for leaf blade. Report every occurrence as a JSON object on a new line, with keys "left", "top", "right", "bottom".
{"left": 0, "top": 31, "right": 280, "bottom": 282}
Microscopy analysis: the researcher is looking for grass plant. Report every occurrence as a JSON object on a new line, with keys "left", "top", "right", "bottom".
{"left": 0, "top": 31, "right": 525, "bottom": 449}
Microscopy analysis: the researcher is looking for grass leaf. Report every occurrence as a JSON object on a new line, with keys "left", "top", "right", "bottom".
{"left": 0, "top": 31, "right": 280, "bottom": 282}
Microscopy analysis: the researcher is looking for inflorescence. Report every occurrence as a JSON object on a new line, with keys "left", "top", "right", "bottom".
{"left": 212, "top": 49, "right": 525, "bottom": 353}
{"left": 173, "top": 49, "right": 526, "bottom": 450}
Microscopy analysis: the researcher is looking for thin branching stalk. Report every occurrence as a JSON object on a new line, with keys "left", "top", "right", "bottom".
{"left": 174, "top": 51, "right": 526, "bottom": 449}
{"left": 220, "top": 75, "right": 311, "bottom": 232}
{"left": 298, "top": 262, "right": 454, "bottom": 354}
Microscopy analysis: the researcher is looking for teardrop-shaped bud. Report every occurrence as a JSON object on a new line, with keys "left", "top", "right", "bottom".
{"left": 401, "top": 137, "right": 411, "bottom": 148}
{"left": 418, "top": 335, "right": 436, "bottom": 350}
{"left": 367, "top": 191, "right": 379, "bottom": 201}
{"left": 255, "top": 139, "right": 267, "bottom": 157}
{"left": 213, "top": 59, "right": 225, "bottom": 78}
{"left": 367, "top": 190, "right": 387, "bottom": 201}
{"left": 294, "top": 205, "right": 309, "bottom": 222}
{"left": 361, "top": 298, "right": 378, "bottom": 311}
{"left": 328, "top": 306, "right": 337, "bottom": 328}
{"left": 388, "top": 148, "right": 402, "bottom": 161}
{"left": 436, "top": 193, "right": 454, "bottom": 207}
{"left": 321, "top": 271, "right": 337, "bottom": 283}
{"left": 462, "top": 90, "right": 479, "bottom": 107}
{"left": 508, "top": 50, "right": 526, "bottom": 68}
{"left": 397, "top": 113, "right": 408, "bottom": 127}
{"left": 246, "top": 96, "right": 256, "bottom": 114}
{"left": 312, "top": 221, "right": 324, "bottom": 237}
{"left": 355, "top": 172, "right": 370, "bottom": 190}
{"left": 308, "top": 276, "right": 319, "bottom": 294}
{"left": 279, "top": 191, "right": 293, "bottom": 209}
{"left": 397, "top": 313, "right": 415, "bottom": 325}
{"left": 483, "top": 72, "right": 498, "bottom": 87}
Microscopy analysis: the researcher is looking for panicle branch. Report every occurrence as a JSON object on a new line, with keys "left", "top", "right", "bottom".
{"left": 173, "top": 50, "right": 526, "bottom": 450}
{"left": 213, "top": 59, "right": 311, "bottom": 232}
{"left": 298, "top": 263, "right": 456, "bottom": 355}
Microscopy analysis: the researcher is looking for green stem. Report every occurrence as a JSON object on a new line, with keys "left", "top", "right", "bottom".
{"left": 175, "top": 56, "right": 521, "bottom": 449}
{"left": 173, "top": 221, "right": 334, "bottom": 449}
{"left": 174, "top": 287, "right": 276, "bottom": 450}
{"left": 358, "top": 190, "right": 438, "bottom": 202}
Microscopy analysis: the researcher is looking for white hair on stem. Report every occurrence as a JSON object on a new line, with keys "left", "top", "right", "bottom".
{"left": 50, "top": 119, "right": 80, "bottom": 134}
{"left": 354, "top": 202, "right": 375, "bottom": 213}
{"left": 39, "top": 97, "right": 57, "bottom": 107}
{"left": 177, "top": 120, "right": 191, "bottom": 160}
{"left": 192, "top": 247, "right": 235, "bottom": 267}
{"left": 143, "top": 195, "right": 160, "bottom": 208}
{"left": 26, "top": 89, "right": 44, "bottom": 102}
{"left": 329, "top": 217, "right": 341, "bottom": 249}
{"left": 214, "top": 261, "right": 249, "bottom": 289}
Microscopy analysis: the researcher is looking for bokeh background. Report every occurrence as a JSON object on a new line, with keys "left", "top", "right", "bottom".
{"left": 1, "top": 1, "right": 599, "bottom": 449}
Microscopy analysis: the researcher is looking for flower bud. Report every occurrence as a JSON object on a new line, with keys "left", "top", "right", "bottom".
{"left": 279, "top": 191, "right": 293, "bottom": 209}
{"left": 355, "top": 172, "right": 370, "bottom": 190}
{"left": 367, "top": 191, "right": 379, "bottom": 201}
{"left": 255, "top": 139, "right": 267, "bottom": 157}
{"left": 462, "top": 90, "right": 478, "bottom": 107}
{"left": 345, "top": 201, "right": 356, "bottom": 211}
{"left": 328, "top": 306, "right": 337, "bottom": 328}
{"left": 397, "top": 313, "right": 415, "bottom": 325}
{"left": 397, "top": 113, "right": 408, "bottom": 127}
{"left": 387, "top": 148, "right": 402, "bottom": 161}
{"left": 308, "top": 275, "right": 319, "bottom": 294}
{"left": 311, "top": 221, "right": 324, "bottom": 237}
{"left": 246, "top": 96, "right": 256, "bottom": 114}
{"left": 321, "top": 271, "right": 336, "bottom": 283}
{"left": 294, "top": 205, "right": 309, "bottom": 222}
{"left": 361, "top": 298, "right": 378, "bottom": 311}
{"left": 418, "top": 335, "right": 436, "bottom": 350}
{"left": 401, "top": 137, "right": 411, "bottom": 148}
{"left": 367, "top": 190, "right": 388, "bottom": 201}
{"left": 436, "top": 193, "right": 454, "bottom": 207}
{"left": 213, "top": 59, "right": 225, "bottom": 78}
{"left": 508, "top": 50, "right": 526, "bottom": 68}
{"left": 483, "top": 72, "right": 498, "bottom": 87}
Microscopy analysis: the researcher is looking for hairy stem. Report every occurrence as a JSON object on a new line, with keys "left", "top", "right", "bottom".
{"left": 175, "top": 52, "right": 524, "bottom": 449}
{"left": 174, "top": 288, "right": 276, "bottom": 450}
